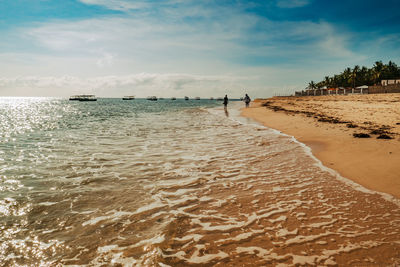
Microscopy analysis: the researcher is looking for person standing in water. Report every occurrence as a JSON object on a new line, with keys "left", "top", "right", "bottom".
{"left": 244, "top": 93, "right": 251, "bottom": 108}
{"left": 223, "top": 95, "right": 228, "bottom": 109}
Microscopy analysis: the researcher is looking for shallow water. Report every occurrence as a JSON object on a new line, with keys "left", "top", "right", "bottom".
{"left": 1, "top": 97, "right": 399, "bottom": 266}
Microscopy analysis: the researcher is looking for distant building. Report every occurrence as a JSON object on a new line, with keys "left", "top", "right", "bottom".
{"left": 381, "top": 79, "right": 400, "bottom": 86}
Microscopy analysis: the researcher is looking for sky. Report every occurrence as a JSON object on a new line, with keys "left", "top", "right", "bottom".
{"left": 0, "top": 0, "right": 399, "bottom": 98}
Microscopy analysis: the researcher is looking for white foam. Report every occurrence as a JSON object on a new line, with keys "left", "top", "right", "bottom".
{"left": 174, "top": 234, "right": 203, "bottom": 242}
{"left": 163, "top": 245, "right": 229, "bottom": 264}
{"left": 187, "top": 247, "right": 229, "bottom": 264}
{"left": 292, "top": 255, "right": 318, "bottom": 265}
{"left": 97, "top": 244, "right": 118, "bottom": 253}
{"left": 236, "top": 246, "right": 290, "bottom": 262}
{"left": 82, "top": 210, "right": 133, "bottom": 226}
{"left": 216, "top": 229, "right": 265, "bottom": 244}
{"left": 135, "top": 201, "right": 165, "bottom": 214}
{"left": 269, "top": 215, "right": 287, "bottom": 223}
{"left": 276, "top": 228, "right": 298, "bottom": 237}
{"left": 283, "top": 232, "right": 333, "bottom": 246}
{"left": 192, "top": 213, "right": 258, "bottom": 232}
{"left": 307, "top": 219, "right": 338, "bottom": 228}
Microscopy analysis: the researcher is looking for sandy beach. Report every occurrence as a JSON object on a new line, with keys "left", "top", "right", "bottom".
{"left": 241, "top": 94, "right": 400, "bottom": 199}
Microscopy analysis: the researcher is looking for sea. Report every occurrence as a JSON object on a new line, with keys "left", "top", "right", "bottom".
{"left": 1, "top": 97, "right": 400, "bottom": 266}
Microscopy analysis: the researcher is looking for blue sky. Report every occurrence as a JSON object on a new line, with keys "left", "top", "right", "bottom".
{"left": 0, "top": 0, "right": 399, "bottom": 97}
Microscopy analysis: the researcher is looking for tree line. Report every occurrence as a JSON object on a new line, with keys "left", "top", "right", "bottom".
{"left": 308, "top": 61, "right": 400, "bottom": 89}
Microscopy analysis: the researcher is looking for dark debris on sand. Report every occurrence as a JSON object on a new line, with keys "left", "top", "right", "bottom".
{"left": 346, "top": 123, "right": 358, "bottom": 128}
{"left": 353, "top": 133, "right": 371, "bottom": 138}
{"left": 317, "top": 117, "right": 349, "bottom": 124}
{"left": 377, "top": 134, "right": 393, "bottom": 139}
{"left": 262, "top": 101, "right": 348, "bottom": 124}
{"left": 262, "top": 101, "right": 399, "bottom": 140}
{"left": 370, "top": 129, "right": 389, "bottom": 135}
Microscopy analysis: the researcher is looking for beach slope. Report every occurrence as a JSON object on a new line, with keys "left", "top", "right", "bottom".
{"left": 241, "top": 94, "right": 400, "bottom": 198}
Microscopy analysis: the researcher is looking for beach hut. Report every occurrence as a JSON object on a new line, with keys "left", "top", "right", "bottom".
{"left": 327, "top": 88, "right": 336, "bottom": 95}
{"left": 381, "top": 79, "right": 400, "bottom": 86}
{"left": 336, "top": 87, "right": 345, "bottom": 95}
{"left": 356, "top": 85, "right": 368, "bottom": 94}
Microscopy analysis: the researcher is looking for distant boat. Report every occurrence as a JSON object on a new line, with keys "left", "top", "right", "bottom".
{"left": 122, "top": 96, "right": 135, "bottom": 100}
{"left": 69, "top": 95, "right": 97, "bottom": 101}
{"left": 171, "top": 97, "right": 176, "bottom": 100}
{"left": 195, "top": 97, "right": 200, "bottom": 100}
{"left": 210, "top": 97, "right": 214, "bottom": 100}
{"left": 216, "top": 97, "right": 223, "bottom": 101}
{"left": 184, "top": 96, "right": 189, "bottom": 100}
{"left": 147, "top": 96, "right": 157, "bottom": 101}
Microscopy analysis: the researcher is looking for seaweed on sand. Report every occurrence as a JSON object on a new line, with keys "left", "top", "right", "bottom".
{"left": 353, "top": 133, "right": 371, "bottom": 138}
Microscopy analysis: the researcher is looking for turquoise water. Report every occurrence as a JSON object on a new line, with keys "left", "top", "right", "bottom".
{"left": 0, "top": 97, "right": 219, "bottom": 197}
{"left": 1, "top": 97, "right": 400, "bottom": 266}
{"left": 0, "top": 97, "right": 219, "bottom": 264}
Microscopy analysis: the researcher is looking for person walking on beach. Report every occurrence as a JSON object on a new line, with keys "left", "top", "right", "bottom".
{"left": 244, "top": 93, "right": 251, "bottom": 108}
{"left": 223, "top": 95, "right": 228, "bottom": 109}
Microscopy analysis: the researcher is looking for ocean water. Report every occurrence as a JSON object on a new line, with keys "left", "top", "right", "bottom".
{"left": 1, "top": 97, "right": 400, "bottom": 266}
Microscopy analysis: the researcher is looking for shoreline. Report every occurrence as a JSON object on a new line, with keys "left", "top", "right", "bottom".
{"left": 241, "top": 95, "right": 400, "bottom": 199}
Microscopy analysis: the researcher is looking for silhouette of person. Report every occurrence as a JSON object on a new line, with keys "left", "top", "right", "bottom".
{"left": 244, "top": 93, "right": 251, "bottom": 108}
{"left": 223, "top": 95, "right": 228, "bottom": 109}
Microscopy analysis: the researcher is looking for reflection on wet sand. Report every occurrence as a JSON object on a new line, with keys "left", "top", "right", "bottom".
{"left": 224, "top": 108, "right": 229, "bottom": 117}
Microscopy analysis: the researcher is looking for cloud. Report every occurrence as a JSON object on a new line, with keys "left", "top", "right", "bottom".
{"left": 78, "top": 0, "right": 149, "bottom": 11}
{"left": 0, "top": 0, "right": 376, "bottom": 97}
{"left": 96, "top": 52, "right": 115, "bottom": 67}
{"left": 276, "top": 0, "right": 311, "bottom": 8}
{"left": 23, "top": 9, "right": 356, "bottom": 67}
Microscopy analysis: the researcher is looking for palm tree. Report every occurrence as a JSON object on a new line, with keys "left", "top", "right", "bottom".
{"left": 310, "top": 60, "right": 400, "bottom": 89}
{"left": 351, "top": 65, "right": 360, "bottom": 88}
{"left": 373, "top": 61, "right": 384, "bottom": 84}
{"left": 343, "top": 67, "right": 352, "bottom": 87}
{"left": 308, "top": 81, "right": 316, "bottom": 90}
{"left": 385, "top": 61, "right": 399, "bottom": 79}
{"left": 332, "top": 75, "right": 339, "bottom": 87}
{"left": 324, "top": 76, "right": 331, "bottom": 87}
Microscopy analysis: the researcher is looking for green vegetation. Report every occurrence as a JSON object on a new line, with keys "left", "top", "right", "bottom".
{"left": 308, "top": 61, "right": 400, "bottom": 89}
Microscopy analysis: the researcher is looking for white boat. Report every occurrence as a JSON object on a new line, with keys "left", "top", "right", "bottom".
{"left": 122, "top": 96, "right": 135, "bottom": 100}
{"left": 69, "top": 95, "right": 97, "bottom": 101}
{"left": 147, "top": 96, "right": 157, "bottom": 101}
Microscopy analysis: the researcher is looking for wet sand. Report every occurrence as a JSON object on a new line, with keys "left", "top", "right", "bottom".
{"left": 241, "top": 94, "right": 400, "bottom": 199}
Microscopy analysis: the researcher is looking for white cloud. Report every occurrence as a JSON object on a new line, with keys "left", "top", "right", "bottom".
{"left": 78, "top": 0, "right": 149, "bottom": 11}
{"left": 276, "top": 0, "right": 311, "bottom": 8}
{"left": 96, "top": 52, "right": 115, "bottom": 67}
{"left": 281, "top": 20, "right": 357, "bottom": 59}
{"left": 23, "top": 14, "right": 356, "bottom": 67}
